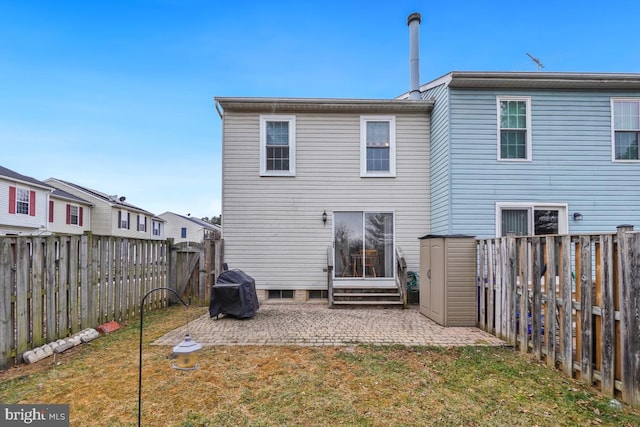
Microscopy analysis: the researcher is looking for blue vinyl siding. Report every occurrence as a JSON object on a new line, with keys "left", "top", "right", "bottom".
{"left": 440, "top": 88, "right": 640, "bottom": 238}
{"left": 425, "top": 83, "right": 451, "bottom": 234}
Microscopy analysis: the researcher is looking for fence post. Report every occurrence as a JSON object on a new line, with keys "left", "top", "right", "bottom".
{"left": 617, "top": 224, "right": 640, "bottom": 407}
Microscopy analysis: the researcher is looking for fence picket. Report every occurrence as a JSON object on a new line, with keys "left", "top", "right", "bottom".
{"left": 58, "top": 237, "right": 69, "bottom": 336}
{"left": 15, "top": 239, "right": 30, "bottom": 360}
{"left": 0, "top": 239, "right": 13, "bottom": 365}
{"left": 31, "top": 238, "right": 45, "bottom": 347}
{"left": 478, "top": 241, "right": 486, "bottom": 330}
{"left": 559, "top": 236, "right": 573, "bottom": 377}
{"left": 580, "top": 235, "right": 593, "bottom": 384}
{"left": 600, "top": 234, "right": 615, "bottom": 396}
{"left": 532, "top": 237, "right": 542, "bottom": 359}
{"left": 488, "top": 241, "right": 495, "bottom": 335}
{"left": 545, "top": 236, "right": 557, "bottom": 368}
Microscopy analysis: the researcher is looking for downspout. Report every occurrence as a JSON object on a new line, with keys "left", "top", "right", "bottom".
{"left": 407, "top": 12, "right": 422, "bottom": 100}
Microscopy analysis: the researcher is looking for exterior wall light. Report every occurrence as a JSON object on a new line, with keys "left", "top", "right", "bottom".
{"left": 572, "top": 212, "right": 583, "bottom": 221}
{"left": 322, "top": 210, "right": 327, "bottom": 226}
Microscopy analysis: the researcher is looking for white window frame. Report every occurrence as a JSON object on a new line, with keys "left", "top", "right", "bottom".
{"left": 259, "top": 115, "right": 296, "bottom": 176}
{"left": 611, "top": 98, "right": 640, "bottom": 162}
{"left": 495, "top": 202, "right": 568, "bottom": 237}
{"left": 497, "top": 96, "right": 532, "bottom": 161}
{"left": 152, "top": 220, "right": 161, "bottom": 236}
{"left": 360, "top": 116, "right": 396, "bottom": 177}
{"left": 119, "top": 210, "right": 129, "bottom": 229}
{"left": 69, "top": 205, "right": 80, "bottom": 226}
{"left": 333, "top": 210, "right": 396, "bottom": 286}
{"left": 16, "top": 187, "right": 30, "bottom": 215}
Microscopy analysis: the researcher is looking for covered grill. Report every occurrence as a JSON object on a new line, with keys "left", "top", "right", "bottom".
{"left": 209, "top": 269, "right": 259, "bottom": 319}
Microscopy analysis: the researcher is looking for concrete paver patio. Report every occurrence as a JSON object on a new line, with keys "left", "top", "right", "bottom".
{"left": 154, "top": 304, "right": 505, "bottom": 347}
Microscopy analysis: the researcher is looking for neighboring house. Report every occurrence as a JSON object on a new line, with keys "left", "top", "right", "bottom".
{"left": 418, "top": 71, "right": 640, "bottom": 239}
{"left": 215, "top": 97, "right": 432, "bottom": 303}
{"left": 44, "top": 178, "right": 165, "bottom": 239}
{"left": 0, "top": 165, "right": 52, "bottom": 236}
{"left": 48, "top": 188, "right": 93, "bottom": 235}
{"left": 158, "top": 211, "right": 220, "bottom": 244}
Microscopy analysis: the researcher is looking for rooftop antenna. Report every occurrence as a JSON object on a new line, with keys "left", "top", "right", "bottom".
{"left": 526, "top": 52, "right": 545, "bottom": 71}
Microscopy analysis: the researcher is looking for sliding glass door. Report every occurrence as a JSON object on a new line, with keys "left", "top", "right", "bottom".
{"left": 334, "top": 211, "right": 394, "bottom": 280}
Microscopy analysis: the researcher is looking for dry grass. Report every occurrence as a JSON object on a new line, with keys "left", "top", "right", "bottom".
{"left": 1, "top": 306, "right": 640, "bottom": 426}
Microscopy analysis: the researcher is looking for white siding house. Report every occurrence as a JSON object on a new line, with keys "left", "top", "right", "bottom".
{"left": 159, "top": 211, "right": 220, "bottom": 244}
{"left": 216, "top": 97, "right": 432, "bottom": 303}
{"left": 0, "top": 165, "right": 52, "bottom": 236}
{"left": 48, "top": 188, "right": 93, "bottom": 235}
{"left": 45, "top": 178, "right": 163, "bottom": 239}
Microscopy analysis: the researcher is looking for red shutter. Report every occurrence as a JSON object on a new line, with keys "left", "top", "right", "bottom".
{"left": 8, "top": 186, "right": 16, "bottom": 214}
{"left": 79, "top": 207, "right": 83, "bottom": 226}
{"left": 66, "top": 204, "right": 71, "bottom": 224}
{"left": 49, "top": 200, "right": 54, "bottom": 222}
{"left": 29, "top": 191, "right": 36, "bottom": 216}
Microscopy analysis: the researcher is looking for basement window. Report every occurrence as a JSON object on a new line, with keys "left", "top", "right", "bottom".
{"left": 268, "top": 290, "right": 294, "bottom": 299}
{"left": 308, "top": 290, "right": 328, "bottom": 299}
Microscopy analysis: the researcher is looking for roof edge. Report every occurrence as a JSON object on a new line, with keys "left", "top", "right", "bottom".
{"left": 214, "top": 97, "right": 434, "bottom": 113}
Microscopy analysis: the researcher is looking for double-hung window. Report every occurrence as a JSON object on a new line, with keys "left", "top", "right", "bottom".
{"left": 260, "top": 115, "right": 296, "bottom": 176}
{"left": 612, "top": 99, "right": 640, "bottom": 161}
{"left": 16, "top": 188, "right": 30, "bottom": 214}
{"left": 118, "top": 210, "right": 129, "bottom": 229}
{"left": 69, "top": 205, "right": 79, "bottom": 225}
{"left": 360, "top": 116, "right": 396, "bottom": 177}
{"left": 152, "top": 220, "right": 161, "bottom": 236}
{"left": 497, "top": 97, "right": 531, "bottom": 161}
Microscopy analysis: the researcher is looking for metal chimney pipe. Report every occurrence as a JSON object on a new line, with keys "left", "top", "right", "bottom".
{"left": 407, "top": 12, "right": 422, "bottom": 100}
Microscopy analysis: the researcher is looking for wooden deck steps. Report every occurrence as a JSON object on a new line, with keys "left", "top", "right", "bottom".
{"left": 331, "top": 287, "right": 403, "bottom": 307}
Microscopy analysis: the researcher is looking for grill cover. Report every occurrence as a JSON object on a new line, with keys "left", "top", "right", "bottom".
{"left": 209, "top": 269, "right": 259, "bottom": 319}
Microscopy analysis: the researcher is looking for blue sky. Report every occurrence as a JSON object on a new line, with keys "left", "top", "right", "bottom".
{"left": 2, "top": 1, "right": 639, "bottom": 219}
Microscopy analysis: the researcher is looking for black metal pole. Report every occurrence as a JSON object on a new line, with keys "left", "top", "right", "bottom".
{"left": 138, "top": 287, "right": 189, "bottom": 427}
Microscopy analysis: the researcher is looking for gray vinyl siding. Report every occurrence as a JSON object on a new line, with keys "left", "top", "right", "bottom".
{"left": 424, "top": 83, "right": 451, "bottom": 234}
{"left": 447, "top": 89, "right": 640, "bottom": 238}
{"left": 222, "top": 111, "right": 430, "bottom": 290}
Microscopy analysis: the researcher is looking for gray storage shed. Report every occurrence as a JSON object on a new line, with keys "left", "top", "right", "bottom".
{"left": 419, "top": 235, "right": 477, "bottom": 326}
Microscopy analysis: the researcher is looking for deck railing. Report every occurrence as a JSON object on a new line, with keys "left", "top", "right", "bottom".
{"left": 477, "top": 225, "right": 640, "bottom": 408}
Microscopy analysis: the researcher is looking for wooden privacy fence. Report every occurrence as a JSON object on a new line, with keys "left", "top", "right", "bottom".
{"left": 0, "top": 233, "right": 171, "bottom": 369}
{"left": 477, "top": 225, "right": 640, "bottom": 408}
{"left": 169, "top": 238, "right": 223, "bottom": 306}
